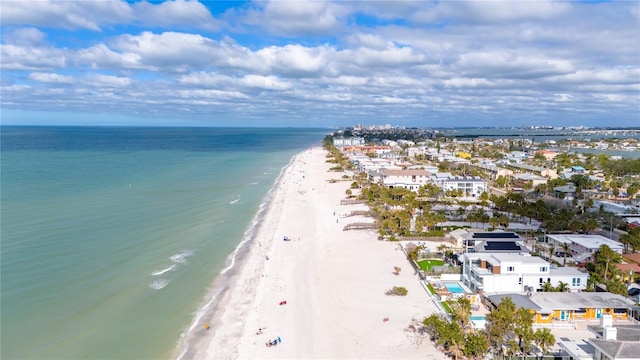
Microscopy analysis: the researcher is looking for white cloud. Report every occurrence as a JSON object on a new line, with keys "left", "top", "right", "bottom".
{"left": 177, "top": 72, "right": 230, "bottom": 87}
{"left": 256, "top": 44, "right": 331, "bottom": 77}
{"left": 82, "top": 74, "right": 131, "bottom": 87}
{"left": 2, "top": 27, "right": 47, "bottom": 46}
{"left": 456, "top": 51, "right": 574, "bottom": 79}
{"left": 133, "top": 0, "right": 219, "bottom": 30}
{"left": 239, "top": 75, "right": 292, "bottom": 90}
{"left": 1, "top": 44, "right": 68, "bottom": 70}
{"left": 0, "top": 0, "right": 219, "bottom": 31}
{"left": 0, "top": 0, "right": 133, "bottom": 30}
{"left": 108, "top": 31, "right": 225, "bottom": 72}
{"left": 1, "top": 0, "right": 638, "bottom": 126}
{"left": 28, "top": 72, "right": 74, "bottom": 84}
{"left": 242, "top": 0, "right": 345, "bottom": 36}
{"left": 409, "top": 0, "right": 570, "bottom": 25}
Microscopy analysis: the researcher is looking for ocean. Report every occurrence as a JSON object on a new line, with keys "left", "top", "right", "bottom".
{"left": 0, "top": 126, "right": 327, "bottom": 359}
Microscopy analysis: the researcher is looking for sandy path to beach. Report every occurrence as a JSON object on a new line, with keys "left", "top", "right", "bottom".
{"left": 193, "top": 147, "right": 445, "bottom": 359}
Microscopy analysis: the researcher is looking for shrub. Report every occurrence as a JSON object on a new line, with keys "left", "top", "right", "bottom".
{"left": 386, "top": 286, "right": 408, "bottom": 296}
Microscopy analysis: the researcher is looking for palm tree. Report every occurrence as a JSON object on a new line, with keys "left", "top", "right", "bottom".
{"left": 485, "top": 297, "right": 516, "bottom": 357}
{"left": 557, "top": 282, "right": 569, "bottom": 292}
{"left": 562, "top": 242, "right": 571, "bottom": 266}
{"left": 548, "top": 245, "right": 555, "bottom": 262}
{"left": 514, "top": 307, "right": 535, "bottom": 360}
{"left": 541, "top": 281, "right": 555, "bottom": 292}
{"left": 534, "top": 328, "right": 555, "bottom": 360}
{"left": 595, "top": 244, "right": 622, "bottom": 281}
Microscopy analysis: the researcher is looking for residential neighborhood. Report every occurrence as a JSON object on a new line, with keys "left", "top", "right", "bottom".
{"left": 328, "top": 126, "right": 640, "bottom": 360}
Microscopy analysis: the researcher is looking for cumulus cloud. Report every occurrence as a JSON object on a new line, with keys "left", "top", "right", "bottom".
{"left": 241, "top": 0, "right": 346, "bottom": 36}
{"left": 2, "top": 27, "right": 47, "bottom": 46}
{"left": 408, "top": 0, "right": 570, "bottom": 25}
{"left": 0, "top": 0, "right": 218, "bottom": 31}
{"left": 0, "top": 0, "right": 132, "bottom": 30}
{"left": 0, "top": 0, "right": 638, "bottom": 126}
{"left": 28, "top": 72, "right": 74, "bottom": 84}
{"left": 1, "top": 43, "right": 68, "bottom": 70}
{"left": 133, "top": 0, "right": 220, "bottom": 31}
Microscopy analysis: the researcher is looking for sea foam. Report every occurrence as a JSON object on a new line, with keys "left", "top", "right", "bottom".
{"left": 170, "top": 250, "right": 194, "bottom": 264}
{"left": 151, "top": 265, "right": 176, "bottom": 276}
{"left": 150, "top": 279, "right": 169, "bottom": 290}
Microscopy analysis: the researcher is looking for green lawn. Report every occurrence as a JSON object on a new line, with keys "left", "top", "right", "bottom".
{"left": 417, "top": 259, "right": 445, "bottom": 271}
{"left": 426, "top": 283, "right": 436, "bottom": 295}
{"left": 440, "top": 301, "right": 452, "bottom": 313}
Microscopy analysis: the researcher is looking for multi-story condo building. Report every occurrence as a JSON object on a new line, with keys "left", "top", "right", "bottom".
{"left": 461, "top": 252, "right": 589, "bottom": 293}
{"left": 432, "top": 174, "right": 487, "bottom": 198}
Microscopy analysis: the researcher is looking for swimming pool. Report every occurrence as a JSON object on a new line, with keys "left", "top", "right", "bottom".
{"left": 469, "top": 315, "right": 486, "bottom": 321}
{"left": 444, "top": 283, "right": 465, "bottom": 293}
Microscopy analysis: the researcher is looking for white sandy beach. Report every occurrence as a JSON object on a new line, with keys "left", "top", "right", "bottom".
{"left": 187, "top": 146, "right": 445, "bottom": 359}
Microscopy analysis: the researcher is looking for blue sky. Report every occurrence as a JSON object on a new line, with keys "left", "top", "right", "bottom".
{"left": 1, "top": 0, "right": 639, "bottom": 127}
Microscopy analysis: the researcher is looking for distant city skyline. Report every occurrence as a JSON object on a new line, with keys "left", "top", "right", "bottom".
{"left": 1, "top": 0, "right": 639, "bottom": 127}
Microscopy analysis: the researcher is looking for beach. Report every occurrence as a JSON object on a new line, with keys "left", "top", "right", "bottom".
{"left": 185, "top": 146, "right": 445, "bottom": 359}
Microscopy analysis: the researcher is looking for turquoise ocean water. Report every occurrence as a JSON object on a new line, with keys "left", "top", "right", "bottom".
{"left": 1, "top": 126, "right": 327, "bottom": 359}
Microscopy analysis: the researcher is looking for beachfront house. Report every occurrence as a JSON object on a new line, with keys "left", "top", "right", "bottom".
{"left": 373, "top": 169, "right": 433, "bottom": 192}
{"left": 461, "top": 252, "right": 589, "bottom": 294}
{"left": 333, "top": 136, "right": 365, "bottom": 147}
{"left": 431, "top": 174, "right": 488, "bottom": 198}
{"left": 461, "top": 231, "right": 526, "bottom": 253}
{"left": 485, "top": 292, "right": 635, "bottom": 324}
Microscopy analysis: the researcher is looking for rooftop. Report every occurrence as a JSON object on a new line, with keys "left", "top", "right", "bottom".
{"left": 485, "top": 294, "right": 541, "bottom": 311}
{"left": 529, "top": 292, "right": 635, "bottom": 312}
{"left": 588, "top": 325, "right": 640, "bottom": 342}
{"left": 547, "top": 234, "right": 624, "bottom": 251}
{"left": 589, "top": 339, "right": 640, "bottom": 360}
{"left": 549, "top": 266, "right": 588, "bottom": 276}
{"left": 381, "top": 169, "right": 432, "bottom": 176}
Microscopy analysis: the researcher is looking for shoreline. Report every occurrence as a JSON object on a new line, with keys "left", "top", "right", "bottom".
{"left": 178, "top": 146, "right": 446, "bottom": 359}
{"left": 173, "top": 149, "right": 300, "bottom": 359}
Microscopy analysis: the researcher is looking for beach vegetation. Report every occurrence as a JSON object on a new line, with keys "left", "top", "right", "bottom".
{"left": 407, "top": 244, "right": 423, "bottom": 261}
{"left": 385, "top": 286, "right": 408, "bottom": 296}
{"left": 482, "top": 296, "right": 546, "bottom": 360}
{"left": 440, "top": 301, "right": 453, "bottom": 314}
{"left": 423, "top": 310, "right": 488, "bottom": 360}
{"left": 463, "top": 331, "right": 489, "bottom": 360}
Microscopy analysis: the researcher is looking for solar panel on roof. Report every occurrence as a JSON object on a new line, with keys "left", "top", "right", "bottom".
{"left": 484, "top": 241, "right": 522, "bottom": 251}
{"left": 472, "top": 232, "right": 518, "bottom": 239}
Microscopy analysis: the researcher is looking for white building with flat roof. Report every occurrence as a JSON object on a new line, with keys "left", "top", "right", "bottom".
{"left": 461, "top": 252, "right": 588, "bottom": 293}
{"left": 546, "top": 234, "right": 624, "bottom": 262}
{"left": 333, "top": 136, "right": 365, "bottom": 146}
{"left": 374, "top": 169, "right": 433, "bottom": 192}
{"left": 432, "top": 174, "right": 488, "bottom": 198}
